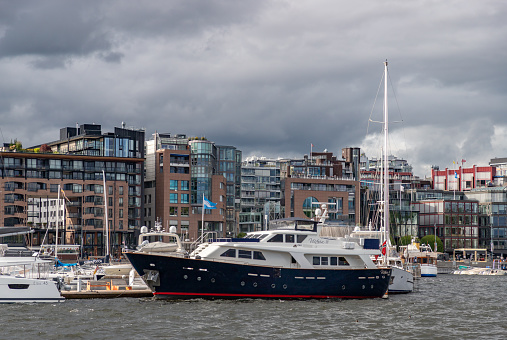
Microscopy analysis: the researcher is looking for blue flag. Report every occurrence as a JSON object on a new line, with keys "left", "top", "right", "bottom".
{"left": 203, "top": 196, "right": 217, "bottom": 209}
{"left": 454, "top": 171, "right": 457, "bottom": 179}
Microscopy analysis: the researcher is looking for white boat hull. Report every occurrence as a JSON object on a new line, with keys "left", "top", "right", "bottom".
{"left": 389, "top": 266, "right": 414, "bottom": 293}
{"left": 421, "top": 264, "right": 437, "bottom": 277}
{"left": 0, "top": 276, "right": 64, "bottom": 303}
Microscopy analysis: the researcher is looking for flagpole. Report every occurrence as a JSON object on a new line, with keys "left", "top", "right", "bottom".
{"left": 201, "top": 193, "right": 205, "bottom": 240}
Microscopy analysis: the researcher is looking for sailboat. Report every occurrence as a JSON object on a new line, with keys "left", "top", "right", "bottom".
{"left": 363, "top": 61, "right": 415, "bottom": 293}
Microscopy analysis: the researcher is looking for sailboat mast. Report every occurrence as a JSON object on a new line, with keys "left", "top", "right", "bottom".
{"left": 56, "top": 184, "right": 60, "bottom": 259}
{"left": 383, "top": 61, "right": 390, "bottom": 249}
{"left": 103, "top": 170, "right": 110, "bottom": 258}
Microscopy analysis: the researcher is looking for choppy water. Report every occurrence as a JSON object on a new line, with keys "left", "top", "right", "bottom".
{"left": 2, "top": 275, "right": 506, "bottom": 339}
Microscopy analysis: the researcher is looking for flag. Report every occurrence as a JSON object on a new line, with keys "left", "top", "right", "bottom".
{"left": 311, "top": 143, "right": 314, "bottom": 147}
{"left": 454, "top": 171, "right": 457, "bottom": 179}
{"left": 462, "top": 159, "right": 466, "bottom": 163}
{"left": 203, "top": 196, "right": 217, "bottom": 209}
{"left": 400, "top": 185, "right": 405, "bottom": 192}
{"left": 380, "top": 240, "right": 387, "bottom": 256}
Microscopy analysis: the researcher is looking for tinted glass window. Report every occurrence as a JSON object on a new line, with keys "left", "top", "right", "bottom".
{"left": 220, "top": 249, "right": 236, "bottom": 257}
{"left": 313, "top": 256, "right": 320, "bottom": 265}
{"left": 267, "top": 234, "right": 283, "bottom": 243}
{"left": 238, "top": 250, "right": 252, "bottom": 259}
{"left": 297, "top": 235, "right": 307, "bottom": 243}
{"left": 253, "top": 251, "right": 266, "bottom": 260}
{"left": 285, "top": 234, "right": 294, "bottom": 243}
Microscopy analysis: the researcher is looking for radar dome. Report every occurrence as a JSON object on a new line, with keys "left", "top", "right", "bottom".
{"left": 140, "top": 226, "right": 148, "bottom": 234}
{"left": 169, "top": 226, "right": 177, "bottom": 233}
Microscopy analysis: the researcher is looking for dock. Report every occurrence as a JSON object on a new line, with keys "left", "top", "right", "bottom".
{"left": 61, "top": 289, "right": 153, "bottom": 299}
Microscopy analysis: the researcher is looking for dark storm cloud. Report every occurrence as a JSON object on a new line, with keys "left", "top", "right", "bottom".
{"left": 1, "top": 1, "right": 507, "bottom": 177}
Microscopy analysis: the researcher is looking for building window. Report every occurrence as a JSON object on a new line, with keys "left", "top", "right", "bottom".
{"left": 170, "top": 180, "right": 178, "bottom": 190}
{"left": 170, "top": 207, "right": 178, "bottom": 216}
{"left": 109, "top": 186, "right": 113, "bottom": 195}
{"left": 119, "top": 209, "right": 123, "bottom": 218}
{"left": 180, "top": 194, "right": 189, "bottom": 204}
{"left": 303, "top": 197, "right": 319, "bottom": 218}
{"left": 119, "top": 197, "right": 123, "bottom": 206}
{"left": 181, "top": 207, "right": 189, "bottom": 217}
{"left": 119, "top": 186, "right": 124, "bottom": 195}
{"left": 170, "top": 193, "right": 178, "bottom": 204}
{"left": 181, "top": 180, "right": 189, "bottom": 191}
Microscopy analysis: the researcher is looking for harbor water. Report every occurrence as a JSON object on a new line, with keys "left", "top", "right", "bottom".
{"left": 2, "top": 275, "right": 506, "bottom": 339}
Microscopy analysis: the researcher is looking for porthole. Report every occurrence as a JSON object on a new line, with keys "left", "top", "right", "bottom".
{"left": 241, "top": 281, "right": 245, "bottom": 286}
{"left": 197, "top": 277, "right": 201, "bottom": 281}
{"left": 183, "top": 275, "right": 188, "bottom": 279}
{"left": 362, "top": 285, "right": 365, "bottom": 289}
{"left": 253, "top": 282, "right": 257, "bottom": 287}
{"left": 271, "top": 284, "right": 275, "bottom": 288}
{"left": 382, "top": 275, "right": 385, "bottom": 279}
{"left": 342, "top": 285, "right": 346, "bottom": 290}
{"left": 283, "top": 284, "right": 287, "bottom": 289}
{"left": 371, "top": 285, "right": 374, "bottom": 289}
{"left": 211, "top": 278, "right": 215, "bottom": 283}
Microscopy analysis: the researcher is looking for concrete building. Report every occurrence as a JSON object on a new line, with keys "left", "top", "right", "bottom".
{"left": 432, "top": 165, "right": 495, "bottom": 191}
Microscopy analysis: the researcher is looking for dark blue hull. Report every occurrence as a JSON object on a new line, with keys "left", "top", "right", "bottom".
{"left": 126, "top": 252, "right": 391, "bottom": 299}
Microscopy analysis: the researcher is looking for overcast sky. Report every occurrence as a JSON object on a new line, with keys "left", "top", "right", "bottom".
{"left": 1, "top": 0, "right": 506, "bottom": 177}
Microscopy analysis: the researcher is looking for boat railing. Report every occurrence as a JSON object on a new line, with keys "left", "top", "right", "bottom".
{"left": 188, "top": 232, "right": 218, "bottom": 252}
{"left": 0, "top": 261, "right": 53, "bottom": 280}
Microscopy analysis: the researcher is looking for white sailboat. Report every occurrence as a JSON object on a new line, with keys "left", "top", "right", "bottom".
{"left": 378, "top": 61, "right": 414, "bottom": 293}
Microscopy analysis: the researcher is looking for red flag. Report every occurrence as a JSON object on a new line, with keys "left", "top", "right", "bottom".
{"left": 380, "top": 240, "right": 387, "bottom": 255}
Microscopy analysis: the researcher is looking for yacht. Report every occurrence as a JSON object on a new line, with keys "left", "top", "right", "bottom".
{"left": 403, "top": 240, "right": 438, "bottom": 277}
{"left": 0, "top": 229, "right": 64, "bottom": 303}
{"left": 126, "top": 208, "right": 391, "bottom": 300}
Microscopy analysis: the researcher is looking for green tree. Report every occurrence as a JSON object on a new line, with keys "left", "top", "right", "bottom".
{"left": 398, "top": 235, "right": 418, "bottom": 246}
{"left": 420, "top": 235, "right": 444, "bottom": 253}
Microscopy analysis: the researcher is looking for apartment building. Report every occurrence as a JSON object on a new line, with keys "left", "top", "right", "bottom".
{"left": 1, "top": 124, "right": 145, "bottom": 257}
{"left": 144, "top": 133, "right": 240, "bottom": 239}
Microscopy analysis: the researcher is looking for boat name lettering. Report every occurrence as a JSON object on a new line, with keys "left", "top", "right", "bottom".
{"left": 308, "top": 238, "right": 329, "bottom": 245}
{"left": 380, "top": 270, "right": 390, "bottom": 275}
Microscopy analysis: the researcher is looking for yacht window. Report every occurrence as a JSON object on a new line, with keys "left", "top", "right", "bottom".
{"left": 330, "top": 257, "right": 338, "bottom": 266}
{"left": 259, "top": 234, "right": 268, "bottom": 240}
{"left": 244, "top": 235, "right": 253, "bottom": 239}
{"left": 321, "top": 257, "right": 329, "bottom": 266}
{"left": 253, "top": 234, "right": 261, "bottom": 239}
{"left": 313, "top": 256, "right": 320, "bottom": 265}
{"left": 297, "top": 235, "right": 307, "bottom": 243}
{"left": 253, "top": 251, "right": 266, "bottom": 260}
{"left": 291, "top": 256, "right": 297, "bottom": 264}
{"left": 267, "top": 234, "right": 284, "bottom": 243}
{"left": 339, "top": 257, "right": 349, "bottom": 266}
{"left": 220, "top": 249, "right": 236, "bottom": 258}
{"left": 285, "top": 234, "right": 294, "bottom": 243}
{"left": 238, "top": 250, "right": 252, "bottom": 259}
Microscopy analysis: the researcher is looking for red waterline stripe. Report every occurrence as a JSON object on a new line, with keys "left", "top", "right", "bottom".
{"left": 154, "top": 292, "right": 378, "bottom": 299}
